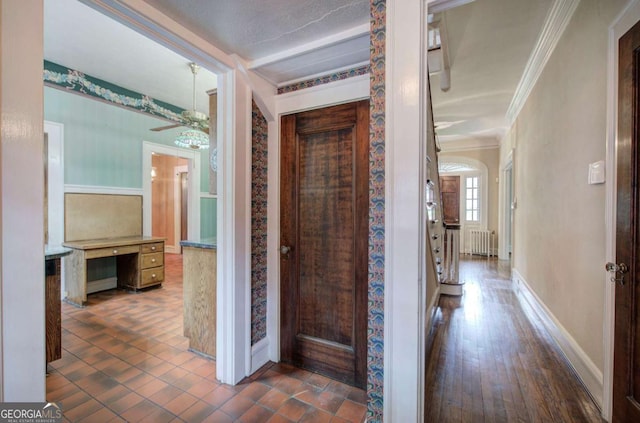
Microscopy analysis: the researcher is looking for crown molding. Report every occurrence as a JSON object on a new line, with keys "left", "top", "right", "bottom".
{"left": 505, "top": 0, "right": 581, "bottom": 125}
{"left": 439, "top": 137, "right": 500, "bottom": 152}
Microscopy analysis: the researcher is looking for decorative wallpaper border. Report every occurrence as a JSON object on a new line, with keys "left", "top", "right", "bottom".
{"left": 43, "top": 60, "right": 186, "bottom": 124}
{"left": 277, "top": 64, "right": 371, "bottom": 95}
{"left": 368, "top": 0, "right": 386, "bottom": 421}
{"left": 251, "top": 99, "right": 269, "bottom": 345}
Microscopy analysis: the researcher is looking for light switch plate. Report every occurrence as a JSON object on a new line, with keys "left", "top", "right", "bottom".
{"left": 588, "top": 160, "right": 605, "bottom": 185}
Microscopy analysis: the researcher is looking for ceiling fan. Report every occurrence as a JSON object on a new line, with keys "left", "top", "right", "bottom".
{"left": 150, "top": 62, "right": 209, "bottom": 134}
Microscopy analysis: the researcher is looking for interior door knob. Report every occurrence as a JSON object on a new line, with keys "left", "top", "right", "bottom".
{"left": 606, "top": 262, "right": 628, "bottom": 285}
{"left": 280, "top": 245, "right": 291, "bottom": 255}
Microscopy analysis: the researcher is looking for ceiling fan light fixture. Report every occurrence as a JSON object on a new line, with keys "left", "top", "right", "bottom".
{"left": 174, "top": 128, "right": 209, "bottom": 150}
{"left": 174, "top": 62, "right": 210, "bottom": 150}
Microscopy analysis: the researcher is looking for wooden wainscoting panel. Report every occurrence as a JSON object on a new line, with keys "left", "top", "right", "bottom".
{"left": 64, "top": 193, "right": 142, "bottom": 242}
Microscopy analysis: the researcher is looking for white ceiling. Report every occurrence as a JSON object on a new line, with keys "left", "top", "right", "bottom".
{"left": 431, "top": 0, "right": 554, "bottom": 144}
{"left": 44, "top": 0, "right": 554, "bottom": 146}
{"left": 142, "top": 0, "right": 370, "bottom": 85}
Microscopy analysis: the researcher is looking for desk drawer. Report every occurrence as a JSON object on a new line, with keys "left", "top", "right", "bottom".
{"left": 85, "top": 245, "right": 139, "bottom": 259}
{"left": 141, "top": 242, "right": 164, "bottom": 254}
{"left": 141, "top": 252, "right": 163, "bottom": 269}
{"left": 141, "top": 267, "right": 164, "bottom": 286}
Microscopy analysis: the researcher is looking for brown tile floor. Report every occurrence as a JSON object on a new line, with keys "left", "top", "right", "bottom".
{"left": 47, "top": 254, "right": 367, "bottom": 422}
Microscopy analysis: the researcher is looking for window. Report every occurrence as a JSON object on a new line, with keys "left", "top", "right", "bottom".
{"left": 465, "top": 176, "right": 479, "bottom": 221}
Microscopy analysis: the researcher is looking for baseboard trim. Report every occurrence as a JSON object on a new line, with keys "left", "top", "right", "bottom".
{"left": 86, "top": 277, "right": 117, "bottom": 294}
{"left": 165, "top": 245, "right": 179, "bottom": 254}
{"left": 512, "top": 268, "right": 603, "bottom": 408}
{"left": 251, "top": 337, "right": 270, "bottom": 374}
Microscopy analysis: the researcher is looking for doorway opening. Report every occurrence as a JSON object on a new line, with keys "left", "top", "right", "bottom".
{"left": 150, "top": 154, "right": 189, "bottom": 253}
{"left": 143, "top": 142, "right": 201, "bottom": 243}
{"left": 438, "top": 156, "right": 490, "bottom": 255}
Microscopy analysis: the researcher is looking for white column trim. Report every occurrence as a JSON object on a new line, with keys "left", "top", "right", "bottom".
{"left": 1, "top": 1, "right": 46, "bottom": 401}
{"left": 384, "top": 0, "right": 427, "bottom": 421}
{"left": 216, "top": 70, "right": 253, "bottom": 384}
{"left": 604, "top": 1, "right": 640, "bottom": 420}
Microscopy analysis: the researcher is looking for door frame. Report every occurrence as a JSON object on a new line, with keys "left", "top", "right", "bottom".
{"left": 499, "top": 150, "right": 513, "bottom": 260}
{"left": 173, "top": 164, "right": 189, "bottom": 253}
{"left": 142, "top": 142, "right": 201, "bottom": 241}
{"left": 44, "top": 121, "right": 66, "bottom": 297}
{"left": 270, "top": 75, "right": 371, "bottom": 366}
{"left": 605, "top": 0, "right": 640, "bottom": 419}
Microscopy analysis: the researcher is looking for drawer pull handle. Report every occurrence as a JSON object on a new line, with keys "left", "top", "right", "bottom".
{"left": 151, "top": 246, "right": 156, "bottom": 251}
{"left": 151, "top": 259, "right": 156, "bottom": 263}
{"left": 113, "top": 249, "right": 118, "bottom": 254}
{"left": 151, "top": 274, "right": 156, "bottom": 278}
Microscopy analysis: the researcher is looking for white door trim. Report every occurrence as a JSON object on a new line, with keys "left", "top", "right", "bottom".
{"left": 269, "top": 76, "right": 370, "bottom": 367}
{"left": 604, "top": 1, "right": 640, "bottom": 420}
{"left": 498, "top": 150, "right": 513, "bottom": 260}
{"left": 44, "top": 121, "right": 65, "bottom": 248}
{"left": 44, "top": 121, "right": 66, "bottom": 297}
{"left": 142, "top": 142, "right": 200, "bottom": 241}
{"left": 172, "top": 164, "right": 188, "bottom": 253}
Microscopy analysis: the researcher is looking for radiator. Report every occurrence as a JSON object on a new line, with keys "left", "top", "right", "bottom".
{"left": 468, "top": 229, "right": 494, "bottom": 257}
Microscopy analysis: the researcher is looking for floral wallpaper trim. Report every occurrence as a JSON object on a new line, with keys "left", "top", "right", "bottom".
{"left": 277, "top": 64, "right": 371, "bottom": 94}
{"left": 251, "top": 99, "right": 269, "bottom": 345}
{"left": 43, "top": 60, "right": 186, "bottom": 124}
{"left": 368, "top": 0, "right": 386, "bottom": 420}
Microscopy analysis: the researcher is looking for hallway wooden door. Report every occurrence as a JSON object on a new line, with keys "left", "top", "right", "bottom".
{"left": 280, "top": 100, "right": 369, "bottom": 388}
{"left": 613, "top": 19, "right": 640, "bottom": 422}
{"left": 440, "top": 175, "right": 460, "bottom": 224}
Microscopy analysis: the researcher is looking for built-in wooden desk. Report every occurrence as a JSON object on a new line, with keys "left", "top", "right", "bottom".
{"left": 63, "top": 236, "right": 165, "bottom": 306}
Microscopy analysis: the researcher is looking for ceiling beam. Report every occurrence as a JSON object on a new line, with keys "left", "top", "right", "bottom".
{"left": 427, "top": 0, "right": 476, "bottom": 14}
{"left": 247, "top": 23, "right": 370, "bottom": 70}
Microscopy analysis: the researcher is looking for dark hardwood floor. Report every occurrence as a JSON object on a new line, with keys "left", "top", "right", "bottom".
{"left": 425, "top": 256, "right": 604, "bottom": 423}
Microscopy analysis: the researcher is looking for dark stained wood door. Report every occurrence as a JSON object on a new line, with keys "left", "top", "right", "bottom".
{"left": 440, "top": 175, "right": 460, "bottom": 224}
{"left": 614, "top": 19, "right": 640, "bottom": 422}
{"left": 280, "top": 100, "right": 369, "bottom": 388}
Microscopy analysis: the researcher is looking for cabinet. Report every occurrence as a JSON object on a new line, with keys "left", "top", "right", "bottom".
{"left": 45, "top": 258, "right": 62, "bottom": 363}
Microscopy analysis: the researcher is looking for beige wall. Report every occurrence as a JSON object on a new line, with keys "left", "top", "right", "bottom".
{"left": 503, "top": 0, "right": 627, "bottom": 373}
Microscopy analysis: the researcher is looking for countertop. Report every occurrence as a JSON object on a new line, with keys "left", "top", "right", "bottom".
{"left": 180, "top": 238, "right": 217, "bottom": 250}
{"left": 63, "top": 236, "right": 165, "bottom": 250}
{"left": 45, "top": 245, "right": 73, "bottom": 260}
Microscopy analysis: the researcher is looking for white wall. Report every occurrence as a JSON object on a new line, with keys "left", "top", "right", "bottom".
{"left": 504, "top": 0, "right": 627, "bottom": 386}
{"left": 0, "top": 1, "right": 46, "bottom": 401}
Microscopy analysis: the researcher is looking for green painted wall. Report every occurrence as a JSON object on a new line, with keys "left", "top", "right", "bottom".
{"left": 201, "top": 197, "right": 217, "bottom": 240}
{"left": 45, "top": 86, "right": 216, "bottom": 239}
